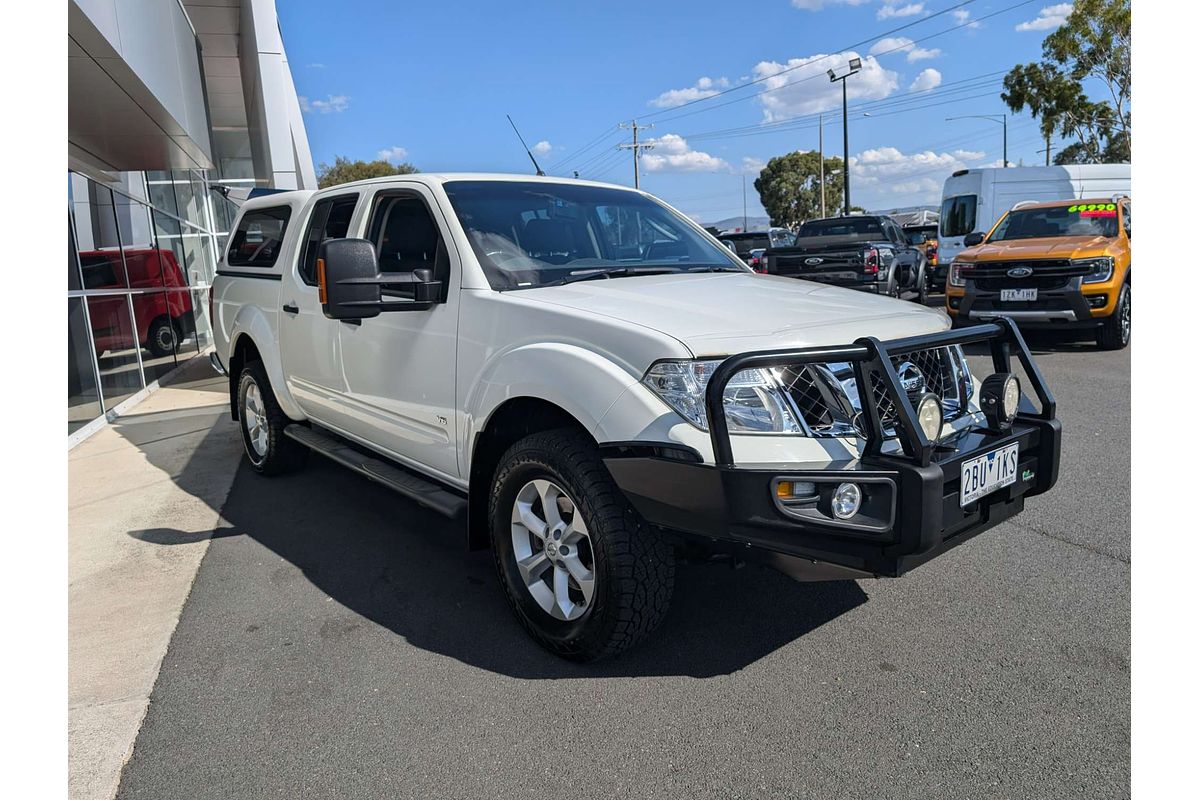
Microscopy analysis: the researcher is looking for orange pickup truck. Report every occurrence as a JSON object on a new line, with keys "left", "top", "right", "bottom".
{"left": 945, "top": 197, "right": 1130, "bottom": 350}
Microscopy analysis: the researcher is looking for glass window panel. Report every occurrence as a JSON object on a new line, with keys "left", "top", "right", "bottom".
{"left": 173, "top": 170, "right": 204, "bottom": 229}
{"left": 68, "top": 298, "right": 103, "bottom": 433}
{"left": 168, "top": 289, "right": 201, "bottom": 357}
{"left": 87, "top": 295, "right": 143, "bottom": 408}
{"left": 69, "top": 214, "right": 82, "bottom": 291}
{"left": 132, "top": 290, "right": 178, "bottom": 384}
{"left": 146, "top": 171, "right": 179, "bottom": 218}
{"left": 77, "top": 183, "right": 129, "bottom": 288}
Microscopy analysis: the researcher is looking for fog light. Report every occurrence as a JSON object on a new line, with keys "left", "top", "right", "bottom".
{"left": 980, "top": 373, "right": 1021, "bottom": 429}
{"left": 1087, "top": 293, "right": 1108, "bottom": 309}
{"left": 915, "top": 393, "right": 943, "bottom": 441}
{"left": 832, "top": 482, "right": 862, "bottom": 519}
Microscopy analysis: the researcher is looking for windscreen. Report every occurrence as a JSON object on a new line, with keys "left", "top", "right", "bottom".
{"left": 795, "top": 217, "right": 883, "bottom": 238}
{"left": 989, "top": 203, "right": 1119, "bottom": 241}
{"left": 442, "top": 181, "right": 744, "bottom": 290}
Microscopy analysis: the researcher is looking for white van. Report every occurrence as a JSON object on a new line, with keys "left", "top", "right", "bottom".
{"left": 938, "top": 164, "right": 1131, "bottom": 264}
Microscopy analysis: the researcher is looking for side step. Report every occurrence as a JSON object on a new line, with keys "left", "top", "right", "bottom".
{"left": 284, "top": 424, "right": 468, "bottom": 522}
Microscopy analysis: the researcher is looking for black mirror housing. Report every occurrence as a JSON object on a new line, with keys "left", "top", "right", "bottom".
{"left": 963, "top": 232, "right": 986, "bottom": 248}
{"left": 320, "top": 238, "right": 381, "bottom": 320}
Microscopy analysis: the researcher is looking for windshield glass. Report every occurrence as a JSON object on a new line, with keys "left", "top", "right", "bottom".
{"left": 796, "top": 217, "right": 883, "bottom": 237}
{"left": 989, "top": 203, "right": 1119, "bottom": 241}
{"left": 940, "top": 195, "right": 977, "bottom": 237}
{"left": 442, "top": 180, "right": 745, "bottom": 290}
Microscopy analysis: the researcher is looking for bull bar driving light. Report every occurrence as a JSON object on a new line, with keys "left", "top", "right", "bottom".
{"left": 980, "top": 373, "right": 1021, "bottom": 430}
{"left": 915, "top": 393, "right": 943, "bottom": 441}
{"left": 832, "top": 483, "right": 863, "bottom": 519}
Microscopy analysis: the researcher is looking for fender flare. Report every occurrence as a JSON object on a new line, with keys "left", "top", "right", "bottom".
{"left": 462, "top": 342, "right": 639, "bottom": 474}
{"left": 228, "top": 305, "right": 306, "bottom": 421}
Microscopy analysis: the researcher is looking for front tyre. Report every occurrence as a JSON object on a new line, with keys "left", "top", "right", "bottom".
{"left": 1097, "top": 283, "right": 1130, "bottom": 350}
{"left": 237, "top": 361, "right": 308, "bottom": 475}
{"left": 489, "top": 429, "right": 675, "bottom": 661}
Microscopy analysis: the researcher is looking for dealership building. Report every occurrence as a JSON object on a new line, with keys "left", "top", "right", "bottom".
{"left": 68, "top": 0, "right": 316, "bottom": 443}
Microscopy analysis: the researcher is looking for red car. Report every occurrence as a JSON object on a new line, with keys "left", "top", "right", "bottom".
{"left": 81, "top": 248, "right": 196, "bottom": 357}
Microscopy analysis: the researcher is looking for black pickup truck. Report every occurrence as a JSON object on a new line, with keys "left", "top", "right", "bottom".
{"left": 764, "top": 215, "right": 929, "bottom": 303}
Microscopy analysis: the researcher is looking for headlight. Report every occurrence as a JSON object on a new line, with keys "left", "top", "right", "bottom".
{"left": 949, "top": 260, "right": 970, "bottom": 288}
{"left": 642, "top": 360, "right": 804, "bottom": 434}
{"left": 1080, "top": 256, "right": 1115, "bottom": 284}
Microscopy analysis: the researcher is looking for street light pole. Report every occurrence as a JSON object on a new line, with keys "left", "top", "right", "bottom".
{"left": 945, "top": 114, "right": 1008, "bottom": 167}
{"left": 818, "top": 112, "right": 825, "bottom": 218}
{"left": 828, "top": 58, "right": 861, "bottom": 215}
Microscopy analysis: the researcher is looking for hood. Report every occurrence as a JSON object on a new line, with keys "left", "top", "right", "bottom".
{"left": 523, "top": 273, "right": 949, "bottom": 356}
{"left": 965, "top": 236, "right": 1114, "bottom": 261}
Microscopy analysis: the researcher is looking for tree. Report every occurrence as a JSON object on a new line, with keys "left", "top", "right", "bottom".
{"left": 1002, "top": 0, "right": 1130, "bottom": 164}
{"left": 316, "top": 156, "right": 418, "bottom": 188}
{"left": 753, "top": 151, "right": 844, "bottom": 229}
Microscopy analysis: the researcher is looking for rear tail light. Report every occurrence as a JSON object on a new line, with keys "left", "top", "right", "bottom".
{"left": 750, "top": 255, "right": 766, "bottom": 273}
{"left": 862, "top": 247, "right": 880, "bottom": 275}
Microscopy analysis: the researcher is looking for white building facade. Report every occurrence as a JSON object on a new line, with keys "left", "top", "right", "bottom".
{"left": 68, "top": 0, "right": 316, "bottom": 442}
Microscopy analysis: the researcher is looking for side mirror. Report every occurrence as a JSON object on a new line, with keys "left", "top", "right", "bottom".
{"left": 963, "top": 232, "right": 986, "bottom": 248}
{"left": 319, "top": 238, "right": 381, "bottom": 320}
{"left": 319, "top": 238, "right": 444, "bottom": 320}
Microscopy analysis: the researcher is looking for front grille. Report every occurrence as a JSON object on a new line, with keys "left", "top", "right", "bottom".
{"left": 773, "top": 346, "right": 970, "bottom": 437}
{"left": 963, "top": 259, "right": 1090, "bottom": 280}
{"left": 976, "top": 275, "right": 1072, "bottom": 292}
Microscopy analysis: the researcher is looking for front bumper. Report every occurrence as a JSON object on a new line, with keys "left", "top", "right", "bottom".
{"left": 602, "top": 320, "right": 1062, "bottom": 578}
{"left": 956, "top": 278, "right": 1107, "bottom": 328}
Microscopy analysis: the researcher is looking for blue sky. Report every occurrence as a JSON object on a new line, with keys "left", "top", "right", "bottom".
{"left": 279, "top": 0, "right": 1074, "bottom": 223}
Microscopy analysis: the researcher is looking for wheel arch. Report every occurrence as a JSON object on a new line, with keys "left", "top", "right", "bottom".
{"left": 467, "top": 396, "right": 596, "bottom": 551}
{"left": 227, "top": 305, "right": 304, "bottom": 421}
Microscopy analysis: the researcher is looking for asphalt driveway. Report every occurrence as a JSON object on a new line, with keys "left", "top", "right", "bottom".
{"left": 114, "top": 333, "right": 1130, "bottom": 800}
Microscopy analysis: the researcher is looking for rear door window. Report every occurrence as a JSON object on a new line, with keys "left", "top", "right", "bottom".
{"left": 940, "top": 195, "right": 978, "bottom": 237}
{"left": 227, "top": 206, "right": 292, "bottom": 267}
{"left": 298, "top": 195, "right": 360, "bottom": 285}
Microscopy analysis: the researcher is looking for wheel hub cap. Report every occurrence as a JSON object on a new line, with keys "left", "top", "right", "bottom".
{"left": 510, "top": 479, "right": 596, "bottom": 621}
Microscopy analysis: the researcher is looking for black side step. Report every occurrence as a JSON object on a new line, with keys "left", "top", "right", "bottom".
{"left": 284, "top": 424, "right": 468, "bottom": 522}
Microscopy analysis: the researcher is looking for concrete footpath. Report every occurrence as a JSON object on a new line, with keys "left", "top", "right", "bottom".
{"left": 68, "top": 357, "right": 241, "bottom": 800}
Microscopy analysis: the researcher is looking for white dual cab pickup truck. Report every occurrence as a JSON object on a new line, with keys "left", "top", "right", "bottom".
{"left": 211, "top": 174, "right": 1062, "bottom": 661}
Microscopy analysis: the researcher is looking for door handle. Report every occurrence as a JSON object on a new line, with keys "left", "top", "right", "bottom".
{"left": 282, "top": 303, "right": 299, "bottom": 314}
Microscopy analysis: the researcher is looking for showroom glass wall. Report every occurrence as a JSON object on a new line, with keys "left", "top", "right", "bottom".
{"left": 68, "top": 169, "right": 240, "bottom": 437}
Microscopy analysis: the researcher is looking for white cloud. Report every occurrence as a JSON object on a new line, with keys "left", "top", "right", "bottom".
{"left": 376, "top": 146, "right": 409, "bottom": 163}
{"left": 640, "top": 134, "right": 730, "bottom": 173}
{"left": 299, "top": 94, "right": 349, "bottom": 114}
{"left": 952, "top": 8, "right": 981, "bottom": 29}
{"left": 649, "top": 76, "right": 730, "bottom": 108}
{"left": 909, "top": 68, "right": 942, "bottom": 91}
{"left": 752, "top": 51, "right": 898, "bottom": 122}
{"left": 878, "top": 2, "right": 925, "bottom": 19}
{"left": 851, "top": 145, "right": 987, "bottom": 205}
{"left": 869, "top": 36, "right": 940, "bottom": 62}
{"left": 1015, "top": 4, "right": 1073, "bottom": 32}
{"left": 532, "top": 140, "right": 553, "bottom": 156}
{"left": 741, "top": 156, "right": 767, "bottom": 174}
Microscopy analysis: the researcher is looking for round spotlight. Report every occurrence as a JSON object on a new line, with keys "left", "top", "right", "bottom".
{"left": 980, "top": 373, "right": 1021, "bottom": 429}
{"left": 915, "top": 393, "right": 943, "bottom": 441}
{"left": 832, "top": 482, "right": 862, "bottom": 519}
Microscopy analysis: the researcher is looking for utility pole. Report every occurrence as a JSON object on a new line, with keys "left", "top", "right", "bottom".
{"left": 818, "top": 112, "right": 825, "bottom": 219}
{"left": 1038, "top": 133, "right": 1053, "bottom": 166}
{"left": 946, "top": 114, "right": 1008, "bottom": 167}
{"left": 618, "top": 120, "right": 655, "bottom": 189}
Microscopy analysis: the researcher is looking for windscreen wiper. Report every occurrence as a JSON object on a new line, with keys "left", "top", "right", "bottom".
{"left": 686, "top": 265, "right": 746, "bottom": 273}
{"left": 546, "top": 266, "right": 681, "bottom": 287}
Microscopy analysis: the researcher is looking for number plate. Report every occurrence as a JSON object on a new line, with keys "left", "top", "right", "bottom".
{"left": 959, "top": 442, "right": 1020, "bottom": 506}
{"left": 1001, "top": 288, "right": 1037, "bottom": 302}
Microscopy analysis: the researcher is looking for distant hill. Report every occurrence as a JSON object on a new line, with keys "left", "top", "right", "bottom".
{"left": 702, "top": 215, "right": 772, "bottom": 233}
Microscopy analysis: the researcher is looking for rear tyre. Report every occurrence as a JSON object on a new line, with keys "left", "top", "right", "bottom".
{"left": 237, "top": 361, "right": 308, "bottom": 475}
{"left": 145, "top": 316, "right": 178, "bottom": 357}
{"left": 1096, "top": 283, "right": 1131, "bottom": 350}
{"left": 489, "top": 428, "right": 675, "bottom": 661}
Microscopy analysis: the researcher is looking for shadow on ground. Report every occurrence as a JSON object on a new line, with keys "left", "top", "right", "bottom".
{"left": 122, "top": 391, "right": 867, "bottom": 679}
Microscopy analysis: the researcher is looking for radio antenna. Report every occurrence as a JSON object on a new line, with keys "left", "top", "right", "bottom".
{"left": 506, "top": 114, "right": 545, "bottom": 176}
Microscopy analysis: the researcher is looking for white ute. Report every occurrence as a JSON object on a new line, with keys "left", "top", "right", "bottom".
{"left": 212, "top": 174, "right": 1062, "bottom": 660}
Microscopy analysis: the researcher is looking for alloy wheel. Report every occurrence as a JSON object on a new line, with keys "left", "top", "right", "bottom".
{"left": 243, "top": 381, "right": 269, "bottom": 457}
{"left": 510, "top": 479, "right": 596, "bottom": 621}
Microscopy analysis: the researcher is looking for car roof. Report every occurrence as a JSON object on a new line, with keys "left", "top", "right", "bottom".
{"left": 314, "top": 172, "right": 645, "bottom": 194}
